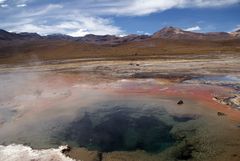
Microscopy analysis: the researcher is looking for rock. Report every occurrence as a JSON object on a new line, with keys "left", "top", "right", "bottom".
{"left": 213, "top": 95, "right": 240, "bottom": 109}
{"left": 217, "top": 112, "right": 226, "bottom": 116}
{"left": 176, "top": 142, "right": 195, "bottom": 160}
{"left": 232, "top": 154, "right": 238, "bottom": 157}
{"left": 97, "top": 152, "right": 103, "bottom": 161}
{"left": 61, "top": 145, "right": 71, "bottom": 154}
{"left": 177, "top": 100, "right": 184, "bottom": 105}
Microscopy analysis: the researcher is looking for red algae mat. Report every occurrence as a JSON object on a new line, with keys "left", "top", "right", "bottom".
{"left": 105, "top": 79, "right": 240, "bottom": 122}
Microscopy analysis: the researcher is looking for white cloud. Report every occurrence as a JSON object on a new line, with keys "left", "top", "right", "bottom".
{"left": 232, "top": 25, "right": 240, "bottom": 31}
{"left": 0, "top": 0, "right": 239, "bottom": 36}
{"left": 1, "top": 4, "right": 8, "bottom": 7}
{"left": 137, "top": 30, "right": 144, "bottom": 34}
{"left": 6, "top": 15, "right": 124, "bottom": 37}
{"left": 0, "top": 2, "right": 124, "bottom": 36}
{"left": 18, "top": 4, "right": 63, "bottom": 17}
{"left": 92, "top": 0, "right": 240, "bottom": 16}
{"left": 0, "top": 0, "right": 6, "bottom": 4}
{"left": 66, "top": 17, "right": 124, "bottom": 36}
{"left": 136, "top": 30, "right": 151, "bottom": 35}
{"left": 17, "top": 4, "right": 27, "bottom": 7}
{"left": 184, "top": 26, "right": 201, "bottom": 32}
{"left": 0, "top": 0, "right": 7, "bottom": 7}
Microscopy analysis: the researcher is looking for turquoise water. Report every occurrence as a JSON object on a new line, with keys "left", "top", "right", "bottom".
{"left": 53, "top": 101, "right": 198, "bottom": 153}
{"left": 62, "top": 107, "right": 175, "bottom": 152}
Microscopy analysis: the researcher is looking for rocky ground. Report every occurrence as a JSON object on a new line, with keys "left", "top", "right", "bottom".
{"left": 1, "top": 52, "right": 239, "bottom": 108}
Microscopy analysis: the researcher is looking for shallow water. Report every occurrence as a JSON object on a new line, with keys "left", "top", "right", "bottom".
{"left": 59, "top": 104, "right": 190, "bottom": 153}
{"left": 184, "top": 75, "right": 240, "bottom": 91}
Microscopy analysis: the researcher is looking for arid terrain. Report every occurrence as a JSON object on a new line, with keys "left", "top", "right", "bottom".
{"left": 0, "top": 27, "right": 240, "bottom": 64}
{"left": 0, "top": 27, "right": 240, "bottom": 161}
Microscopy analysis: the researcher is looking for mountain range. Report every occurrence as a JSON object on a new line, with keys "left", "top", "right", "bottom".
{"left": 0, "top": 27, "right": 240, "bottom": 45}
{"left": 0, "top": 26, "right": 239, "bottom": 64}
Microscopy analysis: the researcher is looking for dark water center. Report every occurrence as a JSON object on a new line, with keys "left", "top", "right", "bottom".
{"left": 61, "top": 107, "right": 179, "bottom": 153}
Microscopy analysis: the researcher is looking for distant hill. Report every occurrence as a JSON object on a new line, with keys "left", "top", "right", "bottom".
{"left": 0, "top": 27, "right": 239, "bottom": 64}
{"left": 0, "top": 26, "right": 239, "bottom": 44}
{"left": 0, "top": 29, "right": 150, "bottom": 45}
{"left": 0, "top": 30, "right": 42, "bottom": 41}
{"left": 152, "top": 26, "right": 239, "bottom": 40}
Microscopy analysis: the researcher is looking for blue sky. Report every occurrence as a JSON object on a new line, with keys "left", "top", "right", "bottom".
{"left": 0, "top": 0, "right": 239, "bottom": 36}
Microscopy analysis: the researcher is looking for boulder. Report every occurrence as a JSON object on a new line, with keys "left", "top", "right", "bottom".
{"left": 177, "top": 100, "right": 184, "bottom": 105}
{"left": 217, "top": 112, "right": 226, "bottom": 116}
